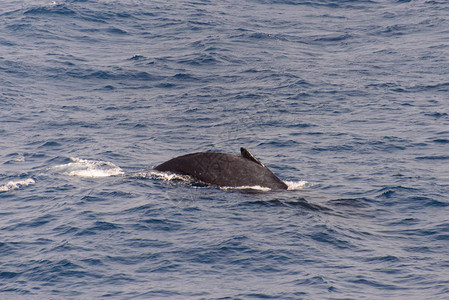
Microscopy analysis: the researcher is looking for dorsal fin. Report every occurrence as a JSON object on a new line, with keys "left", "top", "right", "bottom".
{"left": 240, "top": 147, "right": 265, "bottom": 167}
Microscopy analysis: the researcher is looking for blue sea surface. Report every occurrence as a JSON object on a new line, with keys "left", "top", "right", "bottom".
{"left": 1, "top": 0, "right": 449, "bottom": 298}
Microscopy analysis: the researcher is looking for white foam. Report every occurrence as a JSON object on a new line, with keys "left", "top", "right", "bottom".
{"left": 0, "top": 178, "right": 35, "bottom": 192}
{"left": 285, "top": 180, "right": 309, "bottom": 190}
{"left": 141, "top": 170, "right": 193, "bottom": 182}
{"left": 221, "top": 181, "right": 308, "bottom": 191}
{"left": 220, "top": 185, "right": 272, "bottom": 192}
{"left": 52, "top": 158, "right": 124, "bottom": 178}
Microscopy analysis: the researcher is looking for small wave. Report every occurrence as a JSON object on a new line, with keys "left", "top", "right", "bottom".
{"left": 4, "top": 153, "right": 25, "bottom": 164}
{"left": 13, "top": 154, "right": 25, "bottom": 162}
{"left": 0, "top": 178, "right": 35, "bottom": 192}
{"left": 24, "top": 3, "right": 76, "bottom": 16}
{"left": 416, "top": 155, "right": 449, "bottom": 160}
{"left": 52, "top": 158, "right": 124, "bottom": 178}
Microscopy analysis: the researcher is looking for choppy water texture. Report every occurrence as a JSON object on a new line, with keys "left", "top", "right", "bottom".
{"left": 1, "top": 0, "right": 449, "bottom": 299}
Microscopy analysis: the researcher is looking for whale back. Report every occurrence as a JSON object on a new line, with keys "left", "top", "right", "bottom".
{"left": 155, "top": 148, "right": 287, "bottom": 190}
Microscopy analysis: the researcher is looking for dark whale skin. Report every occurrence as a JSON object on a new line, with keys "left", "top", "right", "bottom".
{"left": 155, "top": 149, "right": 288, "bottom": 190}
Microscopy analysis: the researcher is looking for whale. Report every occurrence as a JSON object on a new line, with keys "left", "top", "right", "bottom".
{"left": 154, "top": 148, "right": 288, "bottom": 190}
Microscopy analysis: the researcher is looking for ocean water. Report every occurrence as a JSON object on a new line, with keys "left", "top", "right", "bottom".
{"left": 1, "top": 0, "right": 449, "bottom": 298}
